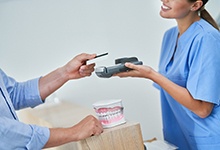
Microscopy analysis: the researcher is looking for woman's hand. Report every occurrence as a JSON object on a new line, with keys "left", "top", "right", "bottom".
{"left": 115, "top": 62, "right": 154, "bottom": 79}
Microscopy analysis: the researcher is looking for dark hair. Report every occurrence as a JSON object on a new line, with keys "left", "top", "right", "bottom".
{"left": 189, "top": 0, "right": 219, "bottom": 30}
{"left": 202, "top": 0, "right": 208, "bottom": 6}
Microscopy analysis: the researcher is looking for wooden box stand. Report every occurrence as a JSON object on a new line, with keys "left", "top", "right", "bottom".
{"left": 78, "top": 122, "right": 144, "bottom": 150}
{"left": 17, "top": 101, "right": 145, "bottom": 150}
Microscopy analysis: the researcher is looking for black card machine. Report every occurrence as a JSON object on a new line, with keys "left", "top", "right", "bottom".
{"left": 95, "top": 57, "right": 143, "bottom": 78}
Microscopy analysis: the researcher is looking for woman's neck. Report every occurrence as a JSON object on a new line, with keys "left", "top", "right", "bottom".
{"left": 176, "top": 14, "right": 201, "bottom": 37}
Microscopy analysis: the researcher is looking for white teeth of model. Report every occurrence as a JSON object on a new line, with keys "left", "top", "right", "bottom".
{"left": 100, "top": 113, "right": 103, "bottom": 120}
{"left": 107, "top": 111, "right": 110, "bottom": 117}
{"left": 98, "top": 109, "right": 122, "bottom": 120}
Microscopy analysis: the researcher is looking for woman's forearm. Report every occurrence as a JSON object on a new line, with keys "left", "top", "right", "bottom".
{"left": 150, "top": 70, "right": 213, "bottom": 118}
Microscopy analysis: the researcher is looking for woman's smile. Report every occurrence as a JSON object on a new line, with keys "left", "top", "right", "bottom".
{"left": 161, "top": 4, "right": 171, "bottom": 11}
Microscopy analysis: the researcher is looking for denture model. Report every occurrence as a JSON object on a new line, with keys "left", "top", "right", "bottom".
{"left": 93, "top": 99, "right": 126, "bottom": 128}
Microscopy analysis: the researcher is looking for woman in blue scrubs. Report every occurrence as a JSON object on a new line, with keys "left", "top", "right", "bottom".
{"left": 116, "top": 0, "right": 220, "bottom": 149}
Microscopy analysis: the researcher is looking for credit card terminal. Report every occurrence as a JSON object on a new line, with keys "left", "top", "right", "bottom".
{"left": 95, "top": 57, "right": 143, "bottom": 78}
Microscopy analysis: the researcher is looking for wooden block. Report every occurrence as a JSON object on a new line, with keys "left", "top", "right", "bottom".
{"left": 77, "top": 122, "right": 145, "bottom": 150}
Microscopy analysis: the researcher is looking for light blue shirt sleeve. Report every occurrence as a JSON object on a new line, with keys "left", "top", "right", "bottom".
{"left": 0, "top": 117, "right": 50, "bottom": 150}
{"left": 0, "top": 69, "right": 50, "bottom": 149}
{"left": 1, "top": 70, "right": 44, "bottom": 110}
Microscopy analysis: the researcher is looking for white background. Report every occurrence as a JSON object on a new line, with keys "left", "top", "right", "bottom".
{"left": 0, "top": 0, "right": 219, "bottom": 141}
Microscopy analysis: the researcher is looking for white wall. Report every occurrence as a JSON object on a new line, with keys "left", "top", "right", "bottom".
{"left": 0, "top": 0, "right": 219, "bottom": 141}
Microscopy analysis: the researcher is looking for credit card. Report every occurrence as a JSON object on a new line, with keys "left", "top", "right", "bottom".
{"left": 87, "top": 52, "right": 108, "bottom": 64}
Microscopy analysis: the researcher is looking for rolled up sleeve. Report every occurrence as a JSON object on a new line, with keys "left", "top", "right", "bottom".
{"left": 9, "top": 77, "right": 44, "bottom": 110}
{"left": 0, "top": 117, "right": 50, "bottom": 150}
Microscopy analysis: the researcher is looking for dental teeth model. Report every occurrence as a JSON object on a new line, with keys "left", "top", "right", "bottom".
{"left": 93, "top": 99, "right": 126, "bottom": 128}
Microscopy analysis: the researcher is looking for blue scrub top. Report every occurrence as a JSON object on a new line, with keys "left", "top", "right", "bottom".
{"left": 156, "top": 19, "right": 220, "bottom": 150}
